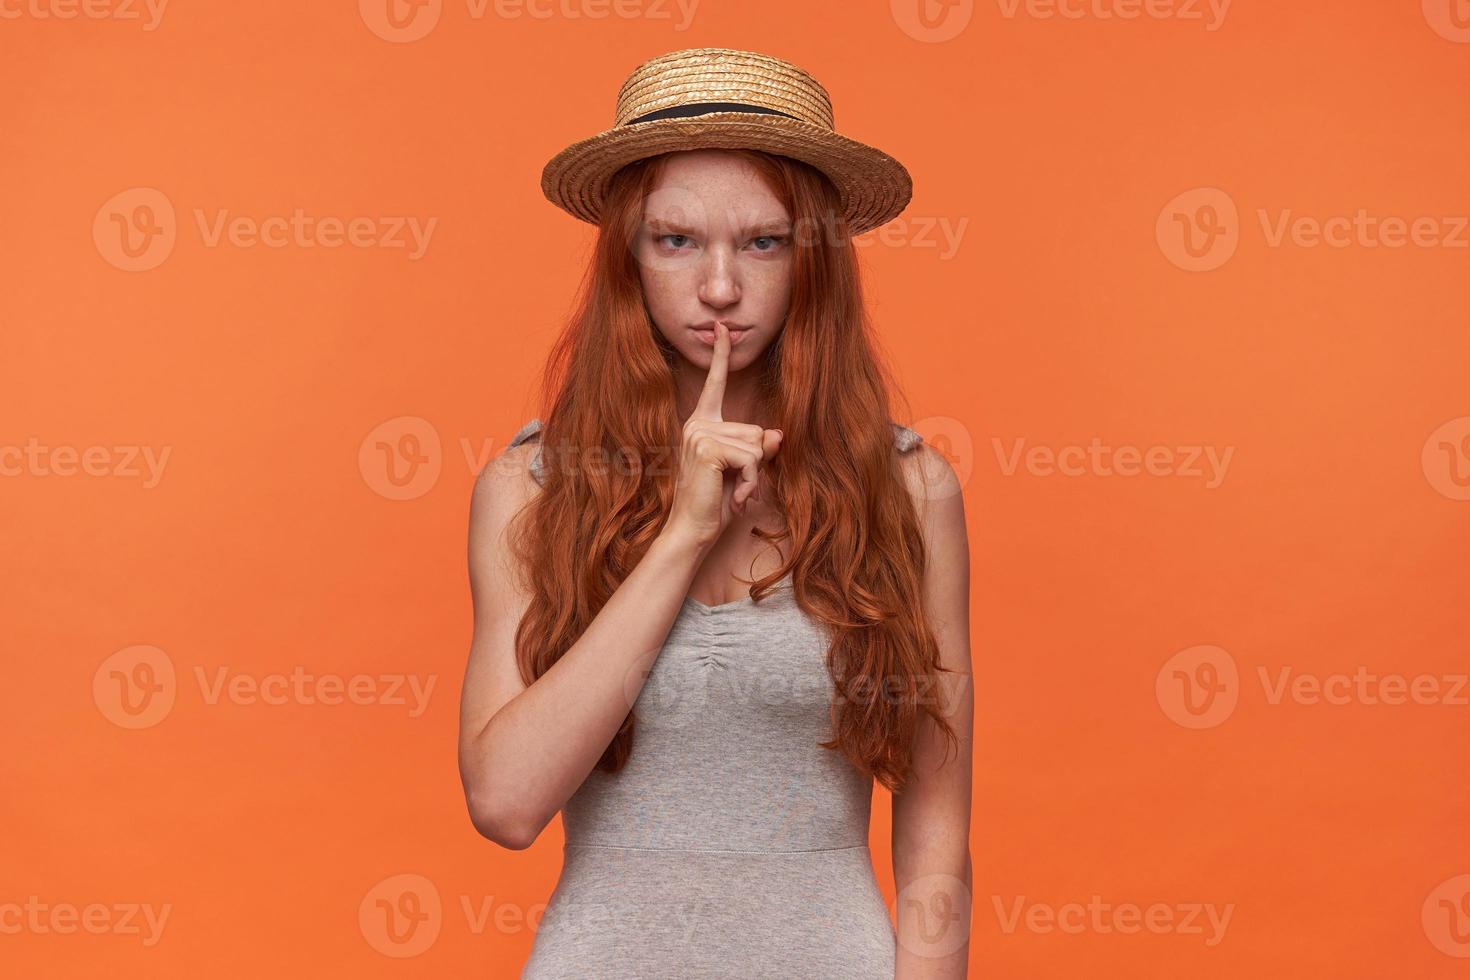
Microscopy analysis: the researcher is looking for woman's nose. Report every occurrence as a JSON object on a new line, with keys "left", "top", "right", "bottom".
{"left": 697, "top": 251, "right": 740, "bottom": 307}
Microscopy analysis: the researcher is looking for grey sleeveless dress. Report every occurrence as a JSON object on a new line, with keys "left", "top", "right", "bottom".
{"left": 506, "top": 417, "right": 926, "bottom": 979}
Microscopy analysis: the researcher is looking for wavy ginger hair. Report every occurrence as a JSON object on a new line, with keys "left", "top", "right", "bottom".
{"left": 508, "top": 148, "right": 959, "bottom": 792}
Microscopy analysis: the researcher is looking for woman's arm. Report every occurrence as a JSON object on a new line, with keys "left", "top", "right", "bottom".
{"left": 456, "top": 440, "right": 708, "bottom": 849}
{"left": 892, "top": 443, "right": 975, "bottom": 979}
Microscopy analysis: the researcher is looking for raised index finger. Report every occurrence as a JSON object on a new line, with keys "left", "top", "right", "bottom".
{"left": 691, "top": 319, "right": 731, "bottom": 422}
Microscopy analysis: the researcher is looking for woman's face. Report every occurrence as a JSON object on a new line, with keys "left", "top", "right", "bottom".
{"left": 634, "top": 150, "right": 794, "bottom": 373}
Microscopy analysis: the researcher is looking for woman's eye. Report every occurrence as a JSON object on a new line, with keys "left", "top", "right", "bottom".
{"left": 750, "top": 236, "right": 788, "bottom": 252}
{"left": 658, "top": 234, "right": 691, "bottom": 249}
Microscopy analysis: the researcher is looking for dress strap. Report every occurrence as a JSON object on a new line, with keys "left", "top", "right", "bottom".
{"left": 508, "top": 418, "right": 546, "bottom": 485}
{"left": 890, "top": 420, "right": 925, "bottom": 454}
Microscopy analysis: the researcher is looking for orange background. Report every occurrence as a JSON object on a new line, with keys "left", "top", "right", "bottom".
{"left": 4, "top": 0, "right": 1469, "bottom": 977}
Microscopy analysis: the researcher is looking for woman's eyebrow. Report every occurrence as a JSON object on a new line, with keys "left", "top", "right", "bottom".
{"left": 646, "top": 217, "right": 791, "bottom": 235}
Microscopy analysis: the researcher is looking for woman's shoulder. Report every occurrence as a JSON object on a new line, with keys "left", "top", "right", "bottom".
{"left": 889, "top": 419, "right": 962, "bottom": 503}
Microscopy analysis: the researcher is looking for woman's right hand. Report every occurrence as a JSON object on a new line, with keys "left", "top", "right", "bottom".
{"left": 664, "top": 319, "right": 784, "bottom": 550}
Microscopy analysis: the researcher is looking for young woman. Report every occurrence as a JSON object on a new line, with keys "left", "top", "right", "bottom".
{"left": 458, "top": 48, "right": 973, "bottom": 978}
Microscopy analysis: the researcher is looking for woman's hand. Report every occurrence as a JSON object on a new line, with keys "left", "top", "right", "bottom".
{"left": 664, "top": 319, "right": 783, "bottom": 550}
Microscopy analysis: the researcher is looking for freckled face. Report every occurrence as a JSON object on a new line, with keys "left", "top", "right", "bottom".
{"left": 634, "top": 150, "right": 794, "bottom": 372}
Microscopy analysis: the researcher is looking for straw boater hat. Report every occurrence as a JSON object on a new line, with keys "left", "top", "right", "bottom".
{"left": 540, "top": 47, "right": 913, "bottom": 237}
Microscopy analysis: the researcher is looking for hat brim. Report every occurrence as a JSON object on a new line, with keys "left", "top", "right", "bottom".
{"left": 540, "top": 113, "right": 913, "bottom": 238}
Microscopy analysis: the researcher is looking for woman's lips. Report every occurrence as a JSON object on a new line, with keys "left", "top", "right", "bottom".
{"left": 691, "top": 325, "right": 751, "bottom": 346}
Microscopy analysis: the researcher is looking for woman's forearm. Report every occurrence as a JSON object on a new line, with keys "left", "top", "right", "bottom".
{"left": 462, "top": 528, "right": 708, "bottom": 847}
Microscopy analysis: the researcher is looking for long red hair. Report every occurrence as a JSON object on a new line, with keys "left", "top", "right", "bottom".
{"left": 508, "top": 149, "right": 959, "bottom": 792}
